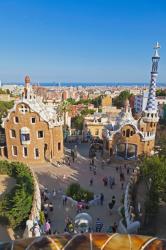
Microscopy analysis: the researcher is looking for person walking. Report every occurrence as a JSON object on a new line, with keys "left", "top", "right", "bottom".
{"left": 127, "top": 167, "right": 130, "bottom": 175}
{"left": 95, "top": 218, "right": 103, "bottom": 232}
{"left": 31, "top": 223, "right": 41, "bottom": 237}
{"left": 112, "top": 195, "right": 116, "bottom": 206}
{"left": 93, "top": 165, "right": 96, "bottom": 175}
{"left": 103, "top": 176, "right": 108, "bottom": 186}
{"left": 62, "top": 195, "right": 67, "bottom": 206}
{"left": 112, "top": 222, "right": 118, "bottom": 233}
{"left": 49, "top": 202, "right": 53, "bottom": 212}
{"left": 44, "top": 220, "right": 51, "bottom": 235}
{"left": 90, "top": 177, "right": 93, "bottom": 186}
{"left": 109, "top": 176, "right": 113, "bottom": 189}
{"left": 108, "top": 202, "right": 114, "bottom": 215}
{"left": 53, "top": 189, "right": 56, "bottom": 198}
{"left": 100, "top": 193, "right": 104, "bottom": 205}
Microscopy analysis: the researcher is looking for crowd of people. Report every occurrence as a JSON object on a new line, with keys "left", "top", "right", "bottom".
{"left": 29, "top": 144, "right": 133, "bottom": 237}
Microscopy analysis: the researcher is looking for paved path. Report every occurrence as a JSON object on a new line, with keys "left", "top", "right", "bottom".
{"left": 31, "top": 142, "right": 135, "bottom": 233}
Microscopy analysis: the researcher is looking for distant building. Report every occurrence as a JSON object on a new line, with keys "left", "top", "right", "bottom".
{"left": 134, "top": 91, "right": 149, "bottom": 113}
{"left": 101, "top": 95, "right": 112, "bottom": 107}
{"left": 1, "top": 76, "right": 64, "bottom": 163}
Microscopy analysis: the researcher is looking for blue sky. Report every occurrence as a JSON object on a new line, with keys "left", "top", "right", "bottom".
{"left": 0, "top": 0, "right": 166, "bottom": 83}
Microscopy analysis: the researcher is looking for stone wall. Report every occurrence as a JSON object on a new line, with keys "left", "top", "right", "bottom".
{"left": 123, "top": 167, "right": 141, "bottom": 233}
{"left": 23, "top": 165, "right": 41, "bottom": 238}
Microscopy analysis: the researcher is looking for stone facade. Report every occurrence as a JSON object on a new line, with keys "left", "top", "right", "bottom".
{"left": 2, "top": 76, "right": 64, "bottom": 163}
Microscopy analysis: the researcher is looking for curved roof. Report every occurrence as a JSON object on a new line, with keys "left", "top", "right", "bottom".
{"left": 0, "top": 233, "right": 165, "bottom": 249}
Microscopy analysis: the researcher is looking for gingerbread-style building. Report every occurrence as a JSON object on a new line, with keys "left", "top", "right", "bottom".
{"left": 2, "top": 76, "right": 64, "bottom": 163}
{"left": 103, "top": 43, "right": 160, "bottom": 159}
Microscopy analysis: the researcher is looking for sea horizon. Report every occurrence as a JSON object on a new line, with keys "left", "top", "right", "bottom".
{"left": 2, "top": 82, "right": 166, "bottom": 88}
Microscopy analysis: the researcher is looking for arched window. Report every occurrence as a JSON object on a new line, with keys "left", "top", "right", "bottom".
{"left": 126, "top": 129, "right": 130, "bottom": 137}
{"left": 147, "top": 113, "right": 150, "bottom": 117}
{"left": 141, "top": 128, "right": 144, "bottom": 132}
{"left": 151, "top": 114, "right": 153, "bottom": 118}
{"left": 130, "top": 131, "right": 133, "bottom": 136}
{"left": 123, "top": 130, "right": 125, "bottom": 136}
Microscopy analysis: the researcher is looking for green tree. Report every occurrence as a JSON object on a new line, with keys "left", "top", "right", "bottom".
{"left": 91, "top": 95, "right": 102, "bottom": 108}
{"left": 140, "top": 156, "right": 166, "bottom": 219}
{"left": 156, "top": 89, "right": 166, "bottom": 97}
{"left": 0, "top": 161, "right": 34, "bottom": 229}
{"left": 113, "top": 91, "right": 132, "bottom": 108}
{"left": 71, "top": 115, "right": 84, "bottom": 130}
{"left": 0, "top": 101, "right": 14, "bottom": 125}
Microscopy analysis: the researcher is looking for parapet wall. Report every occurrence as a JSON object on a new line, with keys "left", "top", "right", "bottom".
{"left": 23, "top": 165, "right": 41, "bottom": 238}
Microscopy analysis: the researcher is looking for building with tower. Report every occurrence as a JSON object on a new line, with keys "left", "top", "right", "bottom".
{"left": 103, "top": 43, "right": 160, "bottom": 159}
{"left": 1, "top": 76, "right": 64, "bottom": 163}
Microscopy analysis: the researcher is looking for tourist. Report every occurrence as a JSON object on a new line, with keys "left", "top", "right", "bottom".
{"left": 31, "top": 223, "right": 41, "bottom": 237}
{"left": 127, "top": 167, "right": 130, "bottom": 175}
{"left": 71, "top": 150, "right": 74, "bottom": 162}
{"left": 44, "top": 208, "right": 48, "bottom": 220}
{"left": 109, "top": 176, "right": 113, "bottom": 189}
{"left": 53, "top": 189, "right": 56, "bottom": 198}
{"left": 103, "top": 176, "right": 108, "bottom": 186}
{"left": 112, "top": 195, "right": 116, "bottom": 206}
{"left": 77, "top": 202, "right": 83, "bottom": 213}
{"left": 95, "top": 218, "right": 103, "bottom": 232}
{"left": 67, "top": 157, "right": 71, "bottom": 166}
{"left": 62, "top": 195, "right": 67, "bottom": 206}
{"left": 120, "top": 172, "right": 125, "bottom": 182}
{"left": 49, "top": 202, "right": 53, "bottom": 212}
{"left": 112, "top": 222, "right": 118, "bottom": 233}
{"left": 100, "top": 193, "right": 104, "bottom": 205}
{"left": 43, "top": 202, "right": 49, "bottom": 210}
{"left": 90, "top": 177, "right": 93, "bottom": 186}
{"left": 112, "top": 177, "right": 115, "bottom": 186}
{"left": 108, "top": 202, "right": 114, "bottom": 215}
{"left": 93, "top": 165, "right": 96, "bottom": 175}
{"left": 44, "top": 220, "right": 51, "bottom": 235}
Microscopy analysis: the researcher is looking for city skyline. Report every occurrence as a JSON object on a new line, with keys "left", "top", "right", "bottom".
{"left": 0, "top": 0, "right": 166, "bottom": 83}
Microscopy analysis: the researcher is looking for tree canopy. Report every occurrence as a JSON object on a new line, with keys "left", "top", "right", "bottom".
{"left": 0, "top": 101, "right": 14, "bottom": 125}
{"left": 0, "top": 161, "right": 34, "bottom": 229}
{"left": 140, "top": 156, "right": 166, "bottom": 218}
{"left": 113, "top": 90, "right": 132, "bottom": 108}
{"left": 156, "top": 89, "right": 166, "bottom": 97}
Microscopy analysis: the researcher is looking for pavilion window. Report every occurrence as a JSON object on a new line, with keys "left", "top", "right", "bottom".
{"left": 38, "top": 130, "right": 44, "bottom": 138}
{"left": 12, "top": 146, "right": 17, "bottom": 156}
{"left": 14, "top": 117, "right": 19, "bottom": 123}
{"left": 126, "top": 129, "right": 130, "bottom": 137}
{"left": 23, "top": 147, "right": 28, "bottom": 157}
{"left": 20, "top": 127, "right": 30, "bottom": 144}
{"left": 35, "top": 148, "right": 39, "bottom": 158}
{"left": 10, "top": 129, "right": 16, "bottom": 138}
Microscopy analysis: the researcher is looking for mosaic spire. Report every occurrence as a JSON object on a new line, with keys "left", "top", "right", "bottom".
{"left": 146, "top": 42, "right": 160, "bottom": 111}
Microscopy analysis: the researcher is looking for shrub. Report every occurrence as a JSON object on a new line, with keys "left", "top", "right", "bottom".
{"left": 0, "top": 161, "right": 34, "bottom": 229}
{"left": 66, "top": 183, "right": 93, "bottom": 202}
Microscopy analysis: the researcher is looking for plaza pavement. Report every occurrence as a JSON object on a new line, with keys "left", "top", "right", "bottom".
{"left": 30, "top": 142, "right": 136, "bottom": 233}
